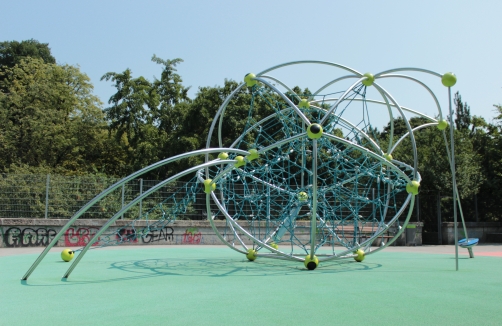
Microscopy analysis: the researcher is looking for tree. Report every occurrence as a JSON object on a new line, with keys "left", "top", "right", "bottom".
{"left": 101, "top": 56, "right": 191, "bottom": 177}
{"left": 0, "top": 57, "right": 108, "bottom": 174}
{"left": 454, "top": 91, "right": 471, "bottom": 131}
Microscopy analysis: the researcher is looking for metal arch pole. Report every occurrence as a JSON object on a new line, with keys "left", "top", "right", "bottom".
{"left": 390, "top": 123, "right": 439, "bottom": 153}
{"left": 195, "top": 170, "right": 249, "bottom": 254}
{"left": 258, "top": 75, "right": 303, "bottom": 102}
{"left": 447, "top": 87, "right": 459, "bottom": 271}
{"left": 252, "top": 77, "right": 311, "bottom": 125}
{"left": 312, "top": 75, "right": 359, "bottom": 98}
{"left": 310, "top": 139, "right": 318, "bottom": 259}
{"left": 323, "top": 134, "right": 413, "bottom": 183}
{"left": 257, "top": 60, "right": 363, "bottom": 77}
{"left": 202, "top": 83, "right": 245, "bottom": 149}
{"left": 319, "top": 77, "right": 367, "bottom": 125}
{"left": 376, "top": 74, "right": 445, "bottom": 120}
{"left": 320, "top": 193, "right": 415, "bottom": 261}
{"left": 312, "top": 98, "right": 437, "bottom": 122}
{"left": 374, "top": 67, "right": 442, "bottom": 78}
{"left": 373, "top": 83, "right": 419, "bottom": 179}
{"left": 62, "top": 159, "right": 237, "bottom": 280}
{"left": 209, "top": 191, "right": 304, "bottom": 262}
{"left": 21, "top": 147, "right": 248, "bottom": 281}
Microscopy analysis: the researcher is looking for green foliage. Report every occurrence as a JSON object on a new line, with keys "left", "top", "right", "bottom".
{"left": 0, "top": 57, "right": 110, "bottom": 174}
{"left": 0, "top": 39, "right": 55, "bottom": 69}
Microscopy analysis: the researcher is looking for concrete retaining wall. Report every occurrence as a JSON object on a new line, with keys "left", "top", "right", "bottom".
{"left": 441, "top": 222, "right": 502, "bottom": 244}
{"left": 0, "top": 218, "right": 422, "bottom": 248}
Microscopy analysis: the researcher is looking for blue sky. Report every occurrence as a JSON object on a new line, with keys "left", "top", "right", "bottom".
{"left": 3, "top": 0, "right": 502, "bottom": 130}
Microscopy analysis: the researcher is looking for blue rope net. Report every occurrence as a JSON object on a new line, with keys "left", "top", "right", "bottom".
{"left": 204, "top": 83, "right": 413, "bottom": 256}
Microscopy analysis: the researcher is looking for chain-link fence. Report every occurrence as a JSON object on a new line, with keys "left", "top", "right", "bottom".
{"left": 0, "top": 174, "right": 203, "bottom": 219}
{"left": 0, "top": 174, "right": 483, "bottom": 229}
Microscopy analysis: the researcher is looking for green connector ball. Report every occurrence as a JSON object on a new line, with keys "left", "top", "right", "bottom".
{"left": 441, "top": 72, "right": 457, "bottom": 87}
{"left": 269, "top": 242, "right": 279, "bottom": 250}
{"left": 437, "top": 120, "right": 448, "bottom": 130}
{"left": 362, "top": 73, "right": 375, "bottom": 86}
{"left": 203, "top": 179, "right": 216, "bottom": 194}
{"left": 247, "top": 148, "right": 259, "bottom": 161}
{"left": 299, "top": 98, "right": 310, "bottom": 109}
{"left": 406, "top": 180, "right": 420, "bottom": 195}
{"left": 383, "top": 153, "right": 393, "bottom": 161}
{"left": 354, "top": 249, "right": 365, "bottom": 262}
{"left": 297, "top": 191, "right": 308, "bottom": 202}
{"left": 307, "top": 124, "right": 323, "bottom": 139}
{"left": 244, "top": 73, "right": 257, "bottom": 87}
{"left": 218, "top": 152, "right": 229, "bottom": 160}
{"left": 246, "top": 249, "right": 257, "bottom": 261}
{"left": 234, "top": 156, "right": 246, "bottom": 167}
{"left": 304, "top": 255, "right": 319, "bottom": 270}
{"left": 61, "top": 248, "right": 75, "bottom": 262}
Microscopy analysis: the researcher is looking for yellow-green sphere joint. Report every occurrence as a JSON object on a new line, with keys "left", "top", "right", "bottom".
{"left": 442, "top": 72, "right": 457, "bottom": 87}
{"left": 234, "top": 156, "right": 246, "bottom": 167}
{"left": 362, "top": 73, "right": 375, "bottom": 86}
{"left": 437, "top": 120, "right": 448, "bottom": 130}
{"left": 384, "top": 153, "right": 393, "bottom": 161}
{"left": 406, "top": 180, "right": 420, "bottom": 195}
{"left": 246, "top": 249, "right": 257, "bottom": 261}
{"left": 61, "top": 248, "right": 75, "bottom": 262}
{"left": 247, "top": 148, "right": 259, "bottom": 161}
{"left": 218, "top": 152, "right": 229, "bottom": 160}
{"left": 304, "top": 255, "right": 319, "bottom": 270}
{"left": 244, "top": 73, "right": 257, "bottom": 87}
{"left": 354, "top": 249, "right": 365, "bottom": 262}
{"left": 307, "top": 123, "right": 323, "bottom": 139}
{"left": 203, "top": 179, "right": 216, "bottom": 194}
{"left": 269, "top": 242, "right": 279, "bottom": 250}
{"left": 297, "top": 191, "right": 308, "bottom": 202}
{"left": 299, "top": 98, "right": 310, "bottom": 109}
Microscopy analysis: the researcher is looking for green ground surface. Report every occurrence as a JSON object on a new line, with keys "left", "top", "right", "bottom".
{"left": 0, "top": 247, "right": 501, "bottom": 325}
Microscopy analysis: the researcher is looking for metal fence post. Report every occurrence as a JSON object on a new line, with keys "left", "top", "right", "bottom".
{"left": 44, "top": 174, "right": 50, "bottom": 219}
{"left": 121, "top": 184, "right": 125, "bottom": 220}
{"left": 416, "top": 193, "right": 420, "bottom": 222}
{"left": 437, "top": 192, "right": 442, "bottom": 245}
{"left": 474, "top": 194, "right": 479, "bottom": 223}
{"left": 139, "top": 178, "right": 143, "bottom": 218}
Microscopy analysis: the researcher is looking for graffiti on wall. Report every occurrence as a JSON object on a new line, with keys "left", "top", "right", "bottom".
{"left": 3, "top": 227, "right": 57, "bottom": 247}
{"left": 182, "top": 227, "right": 202, "bottom": 244}
{"left": 64, "top": 227, "right": 101, "bottom": 247}
{"left": 116, "top": 228, "right": 138, "bottom": 243}
{"left": 142, "top": 226, "right": 174, "bottom": 243}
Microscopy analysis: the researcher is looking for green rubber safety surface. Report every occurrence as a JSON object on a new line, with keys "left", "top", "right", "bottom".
{"left": 1, "top": 247, "right": 501, "bottom": 325}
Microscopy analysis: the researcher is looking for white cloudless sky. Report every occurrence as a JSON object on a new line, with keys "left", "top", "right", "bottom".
{"left": 2, "top": 0, "right": 502, "bottom": 130}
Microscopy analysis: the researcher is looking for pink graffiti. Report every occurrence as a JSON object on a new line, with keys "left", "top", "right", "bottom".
{"left": 182, "top": 230, "right": 202, "bottom": 244}
{"left": 64, "top": 227, "right": 100, "bottom": 247}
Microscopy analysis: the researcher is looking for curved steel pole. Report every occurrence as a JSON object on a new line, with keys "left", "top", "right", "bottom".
{"left": 373, "top": 83, "right": 419, "bottom": 179}
{"left": 62, "top": 159, "right": 236, "bottom": 279}
{"left": 252, "top": 77, "right": 310, "bottom": 125}
{"left": 376, "top": 74, "right": 445, "bottom": 120}
{"left": 319, "top": 77, "right": 367, "bottom": 125}
{"left": 311, "top": 98, "right": 437, "bottom": 122}
{"left": 375, "top": 67, "right": 442, "bottom": 78}
{"left": 390, "top": 123, "right": 439, "bottom": 154}
{"left": 22, "top": 147, "right": 249, "bottom": 281}
{"left": 257, "top": 60, "right": 363, "bottom": 77}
